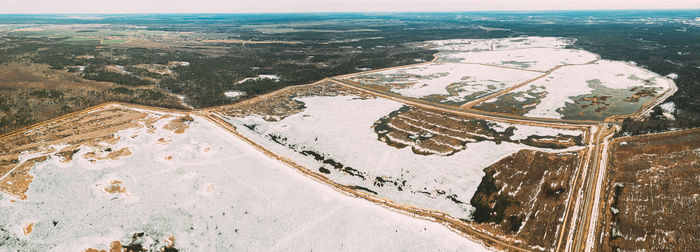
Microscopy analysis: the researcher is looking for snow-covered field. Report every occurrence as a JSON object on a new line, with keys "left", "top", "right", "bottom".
{"left": 342, "top": 36, "right": 606, "bottom": 105}
{"left": 223, "top": 95, "right": 586, "bottom": 222}
{"left": 417, "top": 37, "right": 677, "bottom": 120}
{"left": 345, "top": 63, "right": 539, "bottom": 104}
{"left": 421, "top": 37, "right": 575, "bottom": 52}
{"left": 437, "top": 48, "right": 599, "bottom": 71}
{"left": 501, "top": 60, "right": 675, "bottom": 119}
{"left": 0, "top": 107, "right": 489, "bottom": 251}
{"left": 491, "top": 120, "right": 584, "bottom": 141}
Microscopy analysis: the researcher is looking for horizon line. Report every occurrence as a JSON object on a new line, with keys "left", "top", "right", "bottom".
{"left": 1, "top": 8, "right": 699, "bottom": 15}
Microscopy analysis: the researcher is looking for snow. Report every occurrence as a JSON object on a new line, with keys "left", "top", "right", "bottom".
{"left": 344, "top": 36, "right": 679, "bottom": 113}
{"left": 67, "top": 65, "right": 86, "bottom": 72}
{"left": 513, "top": 60, "right": 674, "bottom": 118}
{"left": 491, "top": 121, "right": 583, "bottom": 140}
{"left": 106, "top": 65, "right": 130, "bottom": 75}
{"left": 666, "top": 73, "right": 679, "bottom": 80}
{"left": 224, "top": 91, "right": 246, "bottom": 98}
{"left": 563, "top": 125, "right": 598, "bottom": 252}
{"left": 584, "top": 131, "right": 615, "bottom": 252}
{"left": 171, "top": 93, "right": 194, "bottom": 109}
{"left": 437, "top": 48, "right": 599, "bottom": 71}
{"left": 660, "top": 102, "right": 676, "bottom": 114}
{"left": 610, "top": 207, "right": 620, "bottom": 215}
{"left": 223, "top": 95, "right": 586, "bottom": 220}
{"left": 422, "top": 37, "right": 575, "bottom": 52}
{"left": 347, "top": 63, "right": 539, "bottom": 104}
{"left": 236, "top": 74, "right": 280, "bottom": 84}
{"left": 169, "top": 61, "right": 190, "bottom": 67}
{"left": 660, "top": 102, "right": 676, "bottom": 120}
{"left": 0, "top": 108, "right": 488, "bottom": 251}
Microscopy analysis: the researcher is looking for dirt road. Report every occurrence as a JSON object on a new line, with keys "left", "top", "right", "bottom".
{"left": 568, "top": 125, "right": 617, "bottom": 252}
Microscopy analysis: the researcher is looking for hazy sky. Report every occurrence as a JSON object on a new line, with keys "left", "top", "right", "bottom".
{"left": 2, "top": 0, "right": 698, "bottom": 14}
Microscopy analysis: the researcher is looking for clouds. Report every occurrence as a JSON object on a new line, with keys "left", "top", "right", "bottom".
{"left": 1, "top": 0, "right": 698, "bottom": 14}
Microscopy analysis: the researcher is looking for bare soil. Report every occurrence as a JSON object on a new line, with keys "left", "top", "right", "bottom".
{"left": 623, "top": 86, "right": 658, "bottom": 102}
{"left": 84, "top": 241, "right": 122, "bottom": 252}
{"left": 82, "top": 147, "right": 133, "bottom": 163}
{"left": 0, "top": 156, "right": 47, "bottom": 200}
{"left": 470, "top": 149, "right": 584, "bottom": 249}
{"left": 598, "top": 128, "right": 700, "bottom": 251}
{"left": 22, "top": 222, "right": 33, "bottom": 236}
{"left": 163, "top": 115, "right": 193, "bottom": 134}
{"left": 104, "top": 179, "right": 128, "bottom": 196}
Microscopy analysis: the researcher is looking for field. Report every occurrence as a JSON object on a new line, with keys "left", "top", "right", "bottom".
{"left": 436, "top": 48, "right": 598, "bottom": 72}
{"left": 338, "top": 36, "right": 676, "bottom": 122}
{"left": 474, "top": 60, "right": 676, "bottom": 120}
{"left": 341, "top": 37, "right": 584, "bottom": 106}
{"left": 0, "top": 103, "right": 488, "bottom": 251}
{"left": 595, "top": 128, "right": 700, "bottom": 251}
{"left": 417, "top": 37, "right": 575, "bottom": 52}
{"left": 214, "top": 81, "right": 592, "bottom": 251}
{"left": 342, "top": 63, "right": 540, "bottom": 105}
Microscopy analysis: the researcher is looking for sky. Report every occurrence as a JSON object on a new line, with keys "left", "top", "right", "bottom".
{"left": 1, "top": 0, "right": 698, "bottom": 14}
